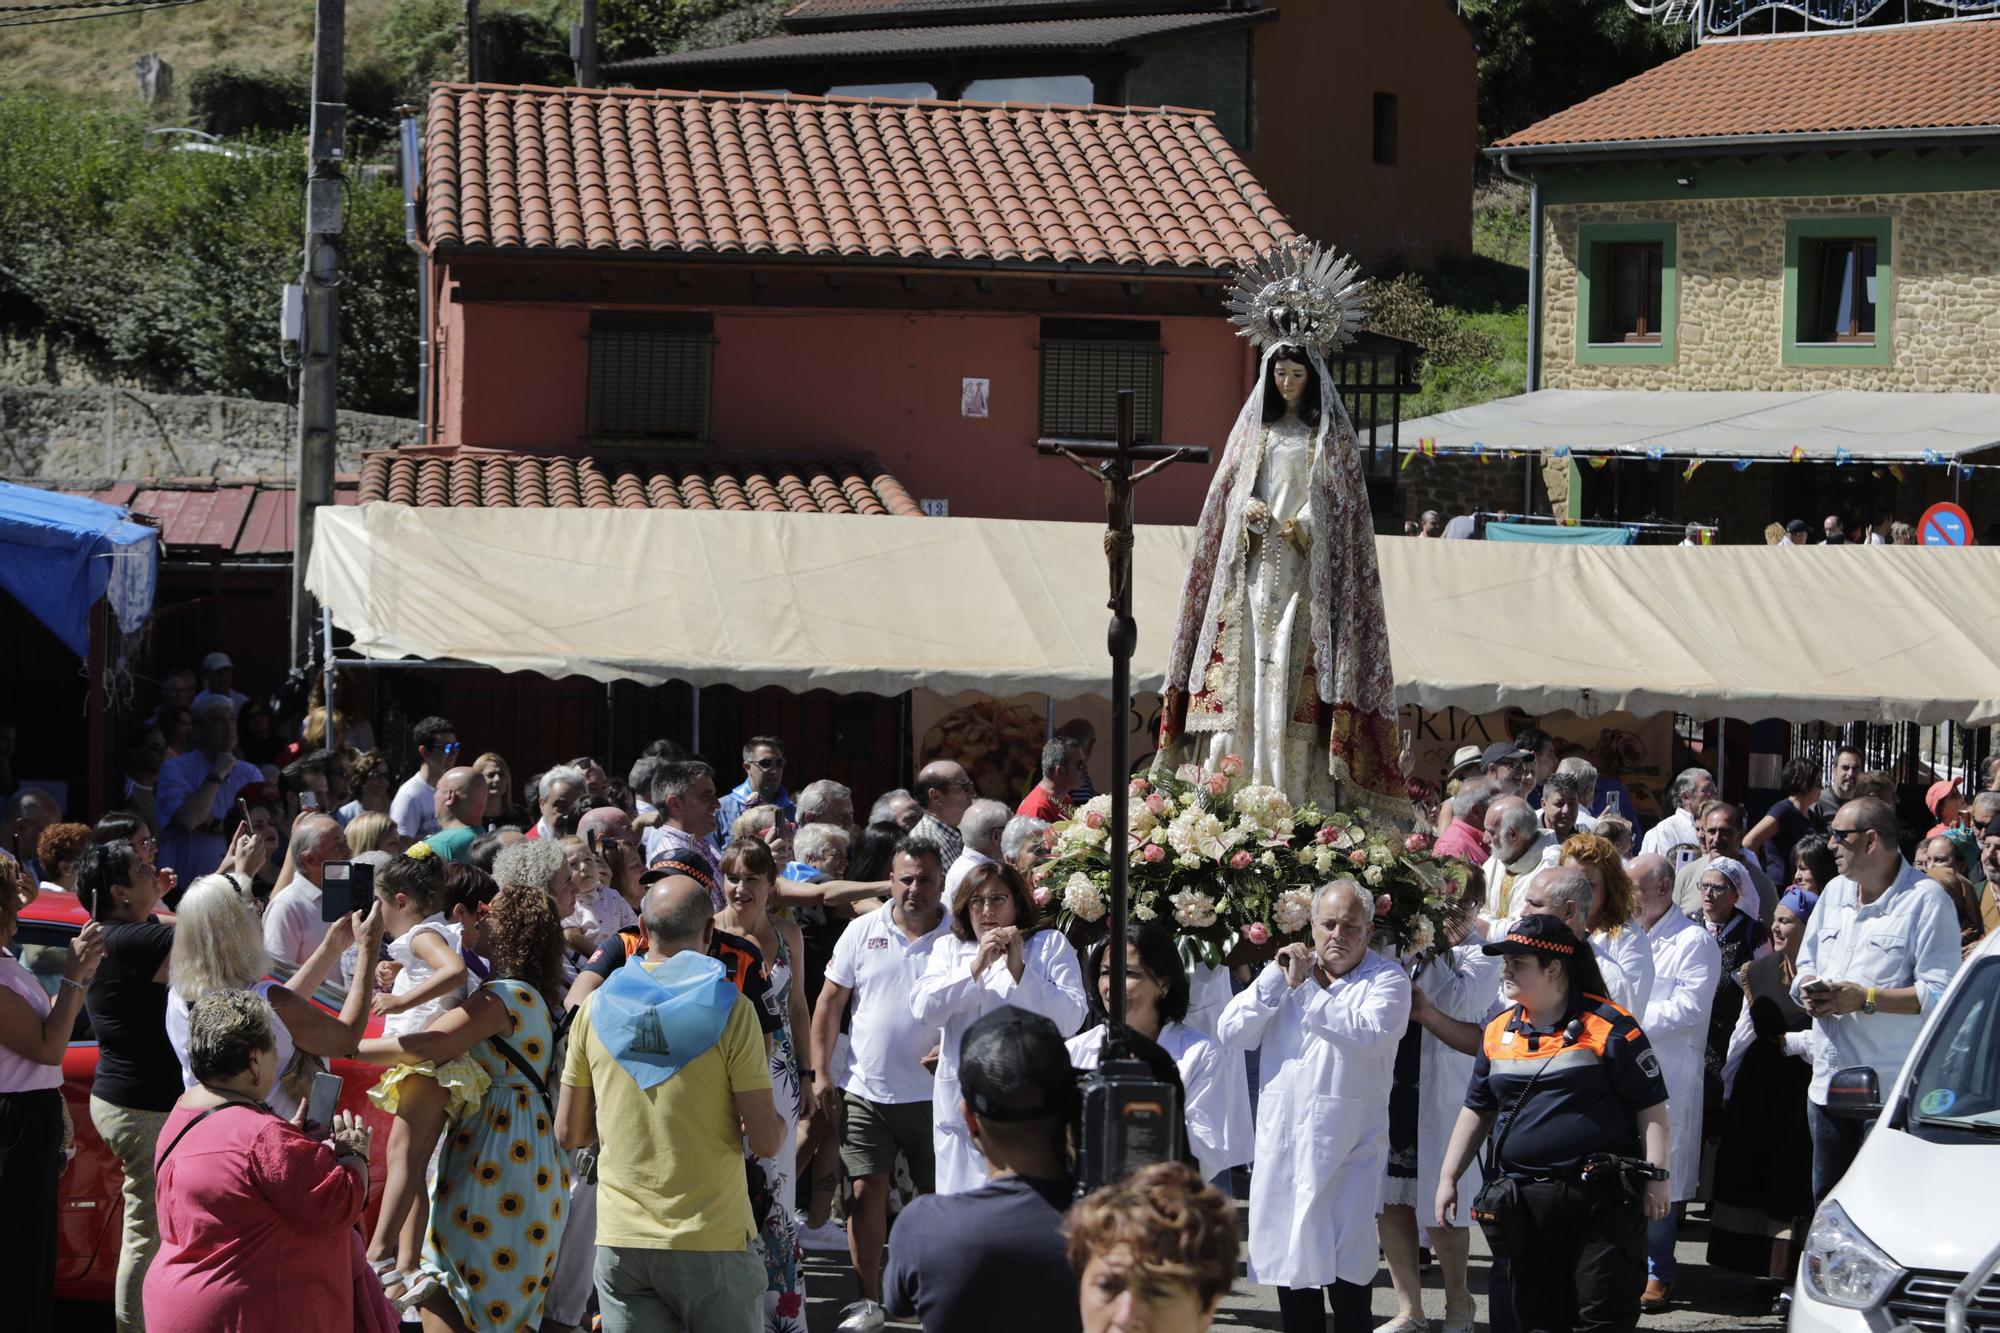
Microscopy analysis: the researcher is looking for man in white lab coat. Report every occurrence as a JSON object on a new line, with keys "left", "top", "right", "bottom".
{"left": 1633, "top": 852, "right": 1721, "bottom": 1310}
{"left": 1217, "top": 878, "right": 1411, "bottom": 1333}
{"left": 1639, "top": 767, "right": 1716, "bottom": 865}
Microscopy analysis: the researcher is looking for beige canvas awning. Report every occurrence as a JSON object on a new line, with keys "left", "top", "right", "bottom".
{"left": 307, "top": 503, "right": 2000, "bottom": 725}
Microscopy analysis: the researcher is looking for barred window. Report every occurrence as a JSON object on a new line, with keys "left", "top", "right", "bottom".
{"left": 1038, "top": 318, "right": 1162, "bottom": 441}
{"left": 586, "top": 313, "right": 714, "bottom": 442}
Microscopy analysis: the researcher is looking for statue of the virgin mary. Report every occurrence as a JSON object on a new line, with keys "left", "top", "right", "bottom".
{"left": 1158, "top": 240, "right": 1412, "bottom": 824}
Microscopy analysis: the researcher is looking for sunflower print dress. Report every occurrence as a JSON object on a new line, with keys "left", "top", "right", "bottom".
{"left": 424, "top": 978, "right": 570, "bottom": 1330}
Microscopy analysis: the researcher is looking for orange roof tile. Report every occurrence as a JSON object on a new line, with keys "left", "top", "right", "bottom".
{"left": 1494, "top": 22, "right": 2000, "bottom": 152}
{"left": 357, "top": 451, "right": 925, "bottom": 517}
{"left": 423, "top": 83, "right": 1291, "bottom": 270}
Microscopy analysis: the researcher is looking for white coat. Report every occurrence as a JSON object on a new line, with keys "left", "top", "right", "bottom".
{"left": 1593, "top": 924, "right": 1655, "bottom": 1018}
{"left": 1641, "top": 907, "right": 1721, "bottom": 1202}
{"left": 1216, "top": 949, "right": 1411, "bottom": 1289}
{"left": 1067, "top": 1021, "right": 1253, "bottom": 1182}
{"left": 910, "top": 927, "right": 1087, "bottom": 1195}
{"left": 1414, "top": 943, "right": 1503, "bottom": 1228}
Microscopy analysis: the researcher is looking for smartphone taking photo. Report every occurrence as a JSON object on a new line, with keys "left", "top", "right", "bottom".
{"left": 320, "top": 859, "right": 374, "bottom": 923}
{"left": 306, "top": 1071, "right": 344, "bottom": 1129}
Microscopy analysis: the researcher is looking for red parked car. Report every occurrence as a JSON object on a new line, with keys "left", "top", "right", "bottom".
{"left": 16, "top": 891, "right": 393, "bottom": 1304}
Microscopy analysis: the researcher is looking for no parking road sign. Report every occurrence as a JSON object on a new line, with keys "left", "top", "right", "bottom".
{"left": 1920, "top": 502, "right": 1975, "bottom": 547}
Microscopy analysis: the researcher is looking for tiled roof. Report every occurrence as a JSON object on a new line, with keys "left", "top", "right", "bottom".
{"left": 422, "top": 84, "right": 1290, "bottom": 270}
{"left": 615, "top": 10, "right": 1263, "bottom": 69}
{"left": 1495, "top": 22, "right": 2000, "bottom": 151}
{"left": 356, "top": 451, "right": 925, "bottom": 516}
{"left": 781, "top": 0, "right": 1207, "bottom": 27}
{"left": 58, "top": 477, "right": 361, "bottom": 559}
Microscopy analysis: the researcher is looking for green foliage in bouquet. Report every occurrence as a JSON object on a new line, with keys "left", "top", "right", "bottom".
{"left": 1040, "top": 756, "right": 1472, "bottom": 972}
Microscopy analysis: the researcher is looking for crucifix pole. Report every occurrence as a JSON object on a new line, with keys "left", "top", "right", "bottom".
{"left": 1055, "top": 390, "right": 1193, "bottom": 1032}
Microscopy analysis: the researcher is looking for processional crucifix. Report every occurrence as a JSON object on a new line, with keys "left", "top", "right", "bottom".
{"left": 1047, "top": 390, "right": 1205, "bottom": 1027}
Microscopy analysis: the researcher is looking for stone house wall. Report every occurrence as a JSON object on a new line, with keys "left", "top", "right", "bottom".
{"left": 1539, "top": 190, "right": 2000, "bottom": 392}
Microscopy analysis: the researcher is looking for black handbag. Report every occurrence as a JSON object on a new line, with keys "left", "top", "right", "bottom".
{"left": 1469, "top": 1043, "right": 1561, "bottom": 1259}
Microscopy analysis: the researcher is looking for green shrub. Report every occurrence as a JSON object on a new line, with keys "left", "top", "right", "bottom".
{"left": 0, "top": 94, "right": 416, "bottom": 418}
{"left": 186, "top": 63, "right": 309, "bottom": 137}
{"left": 1367, "top": 273, "right": 1501, "bottom": 368}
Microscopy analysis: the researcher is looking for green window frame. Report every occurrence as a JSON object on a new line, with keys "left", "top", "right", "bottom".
{"left": 1783, "top": 217, "right": 1893, "bottom": 367}
{"left": 1575, "top": 222, "right": 1677, "bottom": 366}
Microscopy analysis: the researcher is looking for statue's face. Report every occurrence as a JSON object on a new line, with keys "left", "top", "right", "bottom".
{"left": 1272, "top": 358, "right": 1309, "bottom": 405}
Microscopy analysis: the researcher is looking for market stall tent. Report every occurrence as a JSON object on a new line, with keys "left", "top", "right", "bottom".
{"left": 307, "top": 502, "right": 2000, "bottom": 726}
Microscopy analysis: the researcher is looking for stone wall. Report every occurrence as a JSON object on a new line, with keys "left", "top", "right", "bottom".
{"left": 0, "top": 385, "right": 414, "bottom": 482}
{"left": 1540, "top": 190, "right": 2000, "bottom": 391}
{"left": 1398, "top": 453, "right": 1550, "bottom": 526}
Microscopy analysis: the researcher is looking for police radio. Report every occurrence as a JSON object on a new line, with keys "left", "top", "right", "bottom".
{"left": 1075, "top": 1025, "right": 1183, "bottom": 1195}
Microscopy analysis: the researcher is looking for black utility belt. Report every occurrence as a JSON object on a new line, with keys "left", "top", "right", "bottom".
{"left": 1505, "top": 1154, "right": 1664, "bottom": 1193}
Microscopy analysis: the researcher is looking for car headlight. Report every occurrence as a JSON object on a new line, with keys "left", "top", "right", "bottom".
{"left": 1802, "top": 1201, "right": 1904, "bottom": 1309}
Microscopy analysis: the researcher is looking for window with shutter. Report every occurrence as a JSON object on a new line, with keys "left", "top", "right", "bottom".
{"left": 1038, "top": 319, "right": 1163, "bottom": 441}
{"left": 586, "top": 313, "right": 714, "bottom": 443}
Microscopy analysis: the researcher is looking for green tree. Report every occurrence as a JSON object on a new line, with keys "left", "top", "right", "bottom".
{"left": 1462, "top": 0, "right": 1689, "bottom": 147}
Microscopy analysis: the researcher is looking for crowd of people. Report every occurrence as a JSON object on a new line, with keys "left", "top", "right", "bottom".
{"left": 1398, "top": 507, "right": 1931, "bottom": 546}
{"left": 0, "top": 666, "right": 1993, "bottom": 1333}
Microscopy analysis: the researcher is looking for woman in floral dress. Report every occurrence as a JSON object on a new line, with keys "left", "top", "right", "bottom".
{"left": 716, "top": 839, "right": 808, "bottom": 1333}
{"left": 356, "top": 884, "right": 570, "bottom": 1331}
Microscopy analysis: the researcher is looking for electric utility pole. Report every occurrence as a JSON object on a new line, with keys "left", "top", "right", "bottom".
{"left": 292, "top": 0, "right": 345, "bottom": 670}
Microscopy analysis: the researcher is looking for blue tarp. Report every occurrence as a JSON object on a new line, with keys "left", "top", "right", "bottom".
{"left": 1484, "top": 520, "right": 1635, "bottom": 546}
{"left": 0, "top": 481, "right": 158, "bottom": 657}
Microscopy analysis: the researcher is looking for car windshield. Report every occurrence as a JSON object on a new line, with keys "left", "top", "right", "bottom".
{"left": 1904, "top": 957, "right": 2000, "bottom": 1135}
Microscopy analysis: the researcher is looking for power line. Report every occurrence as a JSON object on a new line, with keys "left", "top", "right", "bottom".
{"left": 0, "top": 0, "right": 208, "bottom": 25}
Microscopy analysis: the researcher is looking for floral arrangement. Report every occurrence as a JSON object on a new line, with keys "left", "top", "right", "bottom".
{"left": 1038, "top": 755, "right": 1473, "bottom": 970}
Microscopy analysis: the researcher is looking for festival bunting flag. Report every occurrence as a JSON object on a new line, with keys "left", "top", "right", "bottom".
{"left": 1890, "top": 464, "right": 1906, "bottom": 482}
{"left": 1788, "top": 446, "right": 1807, "bottom": 463}
{"left": 1645, "top": 446, "right": 1666, "bottom": 461}
{"left": 1682, "top": 458, "right": 1704, "bottom": 481}
{"left": 1732, "top": 458, "right": 1754, "bottom": 472}
{"left": 1834, "top": 448, "right": 1853, "bottom": 466}
{"left": 1588, "top": 457, "right": 1611, "bottom": 470}
{"left": 1923, "top": 448, "right": 1945, "bottom": 466}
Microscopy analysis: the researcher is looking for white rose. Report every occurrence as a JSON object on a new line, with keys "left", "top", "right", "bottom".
{"left": 1363, "top": 864, "right": 1384, "bottom": 887}
{"left": 1062, "top": 872, "right": 1107, "bottom": 923}
{"left": 1407, "top": 916, "right": 1436, "bottom": 954}
{"left": 1272, "top": 888, "right": 1313, "bottom": 934}
{"left": 1170, "top": 889, "right": 1219, "bottom": 929}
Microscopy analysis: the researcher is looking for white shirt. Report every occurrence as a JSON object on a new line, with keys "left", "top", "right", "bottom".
{"left": 1217, "top": 950, "right": 1411, "bottom": 1289}
{"left": 564, "top": 883, "right": 638, "bottom": 953}
{"left": 1640, "top": 808, "right": 1701, "bottom": 863}
{"left": 382, "top": 914, "right": 468, "bottom": 1037}
{"left": 825, "top": 903, "right": 951, "bottom": 1105}
{"left": 168, "top": 981, "right": 301, "bottom": 1118}
{"left": 1641, "top": 907, "right": 1721, "bottom": 1199}
{"left": 1793, "top": 859, "right": 1961, "bottom": 1103}
{"left": 1068, "top": 1021, "right": 1252, "bottom": 1183}
{"left": 1593, "top": 923, "right": 1655, "bottom": 1018}
{"left": 390, "top": 773, "right": 440, "bottom": 840}
{"left": 262, "top": 878, "right": 328, "bottom": 968}
{"left": 942, "top": 848, "right": 995, "bottom": 904}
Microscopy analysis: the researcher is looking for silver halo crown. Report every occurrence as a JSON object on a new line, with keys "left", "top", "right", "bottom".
{"left": 1224, "top": 238, "right": 1368, "bottom": 357}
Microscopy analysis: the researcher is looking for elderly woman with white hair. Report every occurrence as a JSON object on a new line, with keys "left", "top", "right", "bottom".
{"left": 1000, "top": 815, "right": 1049, "bottom": 878}
{"left": 163, "top": 874, "right": 383, "bottom": 1119}
{"left": 1216, "top": 878, "right": 1412, "bottom": 1333}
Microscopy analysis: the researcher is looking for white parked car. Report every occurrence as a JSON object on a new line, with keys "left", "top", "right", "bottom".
{"left": 1791, "top": 930, "right": 2000, "bottom": 1333}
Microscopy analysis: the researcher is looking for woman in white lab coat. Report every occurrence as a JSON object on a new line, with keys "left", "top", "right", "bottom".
{"left": 1065, "top": 922, "right": 1253, "bottom": 1184}
{"left": 1216, "top": 879, "right": 1411, "bottom": 1333}
{"left": 910, "top": 861, "right": 1085, "bottom": 1195}
{"left": 1563, "top": 833, "right": 1656, "bottom": 1017}
{"left": 1638, "top": 881, "right": 1721, "bottom": 1305}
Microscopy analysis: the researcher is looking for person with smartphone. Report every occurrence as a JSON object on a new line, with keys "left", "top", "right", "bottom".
{"left": 143, "top": 989, "right": 391, "bottom": 1333}
{"left": 1792, "top": 798, "right": 1960, "bottom": 1200}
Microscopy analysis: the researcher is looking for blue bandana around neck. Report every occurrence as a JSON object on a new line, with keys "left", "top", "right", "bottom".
{"left": 592, "top": 951, "right": 737, "bottom": 1090}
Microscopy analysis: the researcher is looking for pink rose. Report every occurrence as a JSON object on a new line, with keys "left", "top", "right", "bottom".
{"left": 1315, "top": 826, "right": 1338, "bottom": 845}
{"left": 1204, "top": 773, "right": 1230, "bottom": 796}
{"left": 1374, "top": 893, "right": 1393, "bottom": 917}
{"left": 1404, "top": 833, "right": 1433, "bottom": 853}
{"left": 1230, "top": 850, "right": 1254, "bottom": 870}
{"left": 1348, "top": 849, "right": 1369, "bottom": 867}
{"left": 1085, "top": 810, "right": 1105, "bottom": 830}
{"left": 1219, "top": 754, "right": 1244, "bottom": 778}
{"left": 1032, "top": 867, "right": 1049, "bottom": 885}
{"left": 1142, "top": 843, "right": 1166, "bottom": 863}
{"left": 1243, "top": 921, "right": 1269, "bottom": 945}
{"left": 1145, "top": 793, "right": 1168, "bottom": 815}
{"left": 1032, "top": 886, "right": 1053, "bottom": 908}
{"left": 1129, "top": 777, "right": 1150, "bottom": 796}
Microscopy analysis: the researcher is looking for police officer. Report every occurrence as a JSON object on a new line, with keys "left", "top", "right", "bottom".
{"left": 1435, "top": 914, "right": 1673, "bottom": 1333}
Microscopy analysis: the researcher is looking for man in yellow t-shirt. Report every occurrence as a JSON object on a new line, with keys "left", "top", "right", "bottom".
{"left": 557, "top": 873, "right": 785, "bottom": 1333}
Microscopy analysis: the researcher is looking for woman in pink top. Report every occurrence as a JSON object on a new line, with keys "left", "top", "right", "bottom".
{"left": 0, "top": 857, "right": 102, "bottom": 1332}
{"left": 143, "top": 989, "right": 395, "bottom": 1333}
